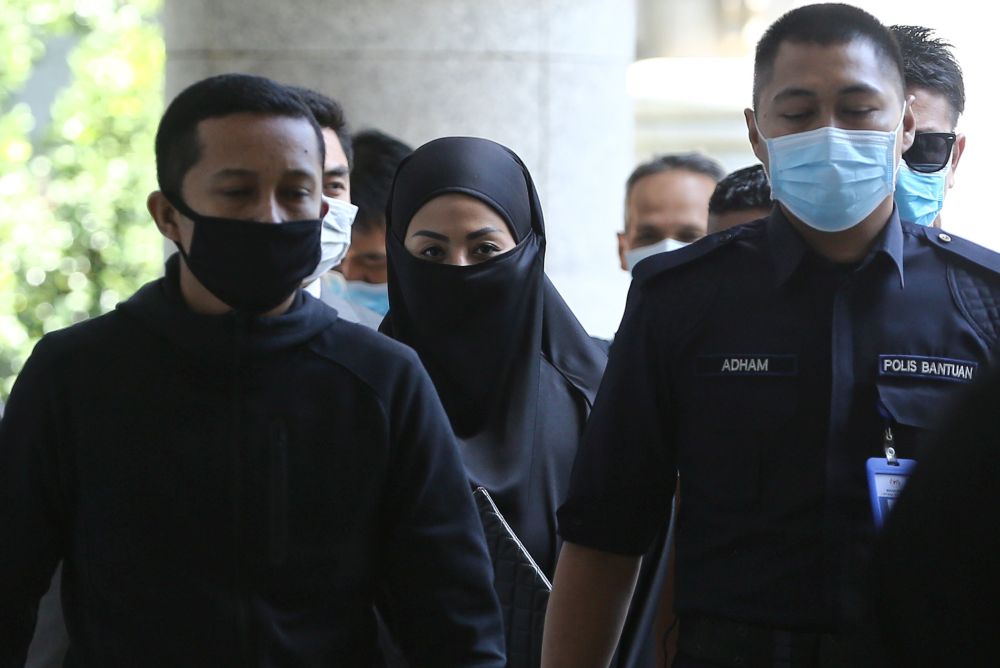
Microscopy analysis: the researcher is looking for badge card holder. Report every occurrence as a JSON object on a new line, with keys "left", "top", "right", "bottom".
{"left": 866, "top": 426, "right": 917, "bottom": 528}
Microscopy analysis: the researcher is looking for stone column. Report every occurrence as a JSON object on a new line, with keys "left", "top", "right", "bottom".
{"left": 164, "top": 0, "right": 637, "bottom": 337}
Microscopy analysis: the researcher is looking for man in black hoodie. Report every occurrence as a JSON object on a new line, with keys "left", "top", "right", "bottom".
{"left": 0, "top": 73, "right": 505, "bottom": 667}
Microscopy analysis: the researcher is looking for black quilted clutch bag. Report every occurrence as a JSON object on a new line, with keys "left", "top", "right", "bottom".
{"left": 473, "top": 486, "right": 552, "bottom": 668}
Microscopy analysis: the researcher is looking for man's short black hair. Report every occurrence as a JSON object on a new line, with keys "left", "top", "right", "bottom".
{"left": 890, "top": 25, "right": 965, "bottom": 127}
{"left": 753, "top": 3, "right": 905, "bottom": 109}
{"left": 155, "top": 73, "right": 325, "bottom": 197}
{"left": 350, "top": 129, "right": 413, "bottom": 232}
{"left": 289, "top": 86, "right": 353, "bottom": 168}
{"left": 709, "top": 164, "right": 772, "bottom": 216}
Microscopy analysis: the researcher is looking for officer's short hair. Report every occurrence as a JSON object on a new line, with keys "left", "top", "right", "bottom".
{"left": 155, "top": 74, "right": 325, "bottom": 197}
{"left": 753, "top": 4, "right": 905, "bottom": 109}
{"left": 709, "top": 164, "right": 771, "bottom": 217}
{"left": 890, "top": 25, "right": 965, "bottom": 127}
{"left": 350, "top": 129, "right": 413, "bottom": 233}
{"left": 289, "top": 86, "right": 354, "bottom": 168}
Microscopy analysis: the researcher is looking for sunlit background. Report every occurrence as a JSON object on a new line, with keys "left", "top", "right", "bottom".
{"left": 0, "top": 0, "right": 991, "bottom": 400}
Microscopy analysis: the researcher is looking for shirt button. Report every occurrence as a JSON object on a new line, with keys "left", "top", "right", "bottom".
{"left": 939, "top": 233, "right": 953, "bottom": 243}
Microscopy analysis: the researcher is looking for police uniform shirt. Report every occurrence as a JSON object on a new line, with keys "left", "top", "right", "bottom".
{"left": 557, "top": 208, "right": 1000, "bottom": 629}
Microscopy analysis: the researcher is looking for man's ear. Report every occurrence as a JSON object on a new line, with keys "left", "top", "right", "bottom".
{"left": 899, "top": 95, "right": 917, "bottom": 154}
{"left": 947, "top": 133, "right": 966, "bottom": 190}
{"left": 617, "top": 231, "right": 628, "bottom": 272}
{"left": 745, "top": 108, "right": 767, "bottom": 165}
{"left": 147, "top": 191, "right": 182, "bottom": 243}
{"left": 319, "top": 196, "right": 330, "bottom": 219}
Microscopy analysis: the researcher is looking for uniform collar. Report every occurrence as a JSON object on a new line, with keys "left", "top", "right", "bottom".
{"left": 768, "top": 205, "right": 905, "bottom": 289}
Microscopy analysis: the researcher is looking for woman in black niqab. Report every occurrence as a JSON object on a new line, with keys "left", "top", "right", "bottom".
{"left": 380, "top": 137, "right": 606, "bottom": 579}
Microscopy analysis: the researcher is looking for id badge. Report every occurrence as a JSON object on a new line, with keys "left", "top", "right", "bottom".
{"left": 866, "top": 457, "right": 917, "bottom": 528}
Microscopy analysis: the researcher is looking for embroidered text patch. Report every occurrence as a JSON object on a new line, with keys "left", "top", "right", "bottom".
{"left": 878, "top": 355, "right": 977, "bottom": 383}
{"left": 697, "top": 354, "right": 798, "bottom": 377}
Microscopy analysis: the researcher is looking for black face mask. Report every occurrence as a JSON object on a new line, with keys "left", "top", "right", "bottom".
{"left": 165, "top": 193, "right": 322, "bottom": 314}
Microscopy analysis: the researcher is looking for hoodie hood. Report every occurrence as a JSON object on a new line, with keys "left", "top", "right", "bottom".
{"left": 117, "top": 253, "right": 339, "bottom": 360}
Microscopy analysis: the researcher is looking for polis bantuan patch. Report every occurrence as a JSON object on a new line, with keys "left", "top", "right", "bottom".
{"left": 879, "top": 355, "right": 976, "bottom": 383}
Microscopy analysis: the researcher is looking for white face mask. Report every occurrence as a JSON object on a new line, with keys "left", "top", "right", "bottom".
{"left": 302, "top": 195, "right": 358, "bottom": 284}
{"left": 624, "top": 237, "right": 691, "bottom": 273}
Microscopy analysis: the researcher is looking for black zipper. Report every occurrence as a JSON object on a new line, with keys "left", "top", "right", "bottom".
{"left": 230, "top": 313, "right": 253, "bottom": 664}
{"left": 268, "top": 420, "right": 289, "bottom": 566}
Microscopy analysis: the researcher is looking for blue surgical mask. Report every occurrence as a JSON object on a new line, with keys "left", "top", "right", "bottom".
{"left": 760, "top": 105, "right": 905, "bottom": 233}
{"left": 895, "top": 162, "right": 948, "bottom": 227}
{"left": 345, "top": 280, "right": 389, "bottom": 317}
{"left": 624, "top": 237, "right": 691, "bottom": 273}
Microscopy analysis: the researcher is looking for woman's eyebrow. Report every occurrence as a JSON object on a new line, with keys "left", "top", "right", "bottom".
{"left": 412, "top": 230, "right": 449, "bottom": 241}
{"left": 467, "top": 226, "right": 500, "bottom": 240}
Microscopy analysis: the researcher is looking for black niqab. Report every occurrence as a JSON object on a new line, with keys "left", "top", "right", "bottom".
{"left": 381, "top": 137, "right": 606, "bottom": 577}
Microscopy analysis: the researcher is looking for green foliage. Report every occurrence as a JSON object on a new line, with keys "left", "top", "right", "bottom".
{"left": 0, "top": 0, "right": 164, "bottom": 400}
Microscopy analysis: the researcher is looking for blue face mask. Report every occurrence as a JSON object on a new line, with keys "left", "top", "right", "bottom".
{"left": 345, "top": 280, "right": 389, "bottom": 317}
{"left": 895, "top": 162, "right": 948, "bottom": 227}
{"left": 760, "top": 105, "right": 904, "bottom": 233}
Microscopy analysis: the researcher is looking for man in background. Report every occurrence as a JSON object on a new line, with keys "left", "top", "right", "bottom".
{"left": 890, "top": 25, "right": 966, "bottom": 228}
{"left": 707, "top": 164, "right": 772, "bottom": 235}
{"left": 333, "top": 128, "right": 413, "bottom": 318}
{"left": 617, "top": 153, "right": 724, "bottom": 274}
{"left": 290, "top": 86, "right": 382, "bottom": 328}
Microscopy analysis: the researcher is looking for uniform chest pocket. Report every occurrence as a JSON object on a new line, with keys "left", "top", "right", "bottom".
{"left": 877, "top": 380, "right": 968, "bottom": 460}
{"left": 876, "top": 354, "right": 979, "bottom": 459}
{"left": 680, "top": 365, "right": 800, "bottom": 511}
{"left": 690, "top": 354, "right": 800, "bottom": 426}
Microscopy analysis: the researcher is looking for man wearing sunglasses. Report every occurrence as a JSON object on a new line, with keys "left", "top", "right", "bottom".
{"left": 891, "top": 25, "right": 967, "bottom": 228}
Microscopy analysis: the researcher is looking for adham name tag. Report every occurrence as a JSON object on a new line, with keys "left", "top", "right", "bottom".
{"left": 696, "top": 354, "right": 798, "bottom": 377}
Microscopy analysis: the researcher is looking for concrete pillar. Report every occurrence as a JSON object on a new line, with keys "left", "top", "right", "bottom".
{"left": 164, "top": 0, "right": 637, "bottom": 337}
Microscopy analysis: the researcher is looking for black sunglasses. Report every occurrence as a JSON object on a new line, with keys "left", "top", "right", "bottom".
{"left": 903, "top": 132, "right": 957, "bottom": 173}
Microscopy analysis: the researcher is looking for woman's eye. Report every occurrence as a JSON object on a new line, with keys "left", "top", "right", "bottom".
{"left": 843, "top": 108, "right": 876, "bottom": 117}
{"left": 474, "top": 243, "right": 502, "bottom": 257}
{"left": 221, "top": 188, "right": 252, "bottom": 198}
{"left": 419, "top": 245, "right": 444, "bottom": 260}
{"left": 324, "top": 181, "right": 345, "bottom": 195}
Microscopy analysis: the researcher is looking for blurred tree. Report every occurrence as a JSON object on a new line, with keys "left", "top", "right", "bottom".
{"left": 0, "top": 0, "right": 164, "bottom": 401}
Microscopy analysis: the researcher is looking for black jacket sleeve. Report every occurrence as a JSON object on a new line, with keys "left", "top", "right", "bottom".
{"left": 0, "top": 337, "right": 69, "bottom": 667}
{"left": 877, "top": 365, "right": 1000, "bottom": 666}
{"left": 376, "top": 354, "right": 506, "bottom": 667}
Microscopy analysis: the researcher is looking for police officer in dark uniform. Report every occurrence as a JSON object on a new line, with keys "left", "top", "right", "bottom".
{"left": 541, "top": 5, "right": 1000, "bottom": 668}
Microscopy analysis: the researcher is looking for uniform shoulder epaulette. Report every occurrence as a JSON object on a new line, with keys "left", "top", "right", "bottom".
{"left": 917, "top": 225, "right": 1000, "bottom": 277}
{"left": 632, "top": 223, "right": 758, "bottom": 285}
